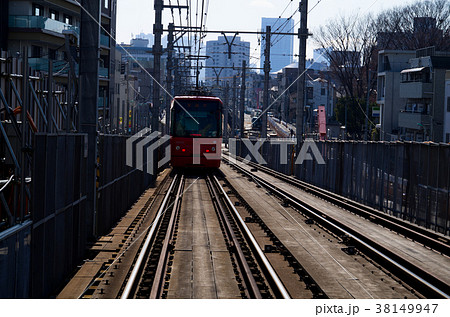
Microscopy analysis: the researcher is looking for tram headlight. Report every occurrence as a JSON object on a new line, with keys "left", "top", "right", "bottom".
{"left": 176, "top": 146, "right": 180, "bottom": 151}
{"left": 211, "top": 147, "right": 216, "bottom": 152}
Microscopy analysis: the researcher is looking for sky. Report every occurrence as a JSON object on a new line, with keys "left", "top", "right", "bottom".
{"left": 116, "top": 0, "right": 417, "bottom": 66}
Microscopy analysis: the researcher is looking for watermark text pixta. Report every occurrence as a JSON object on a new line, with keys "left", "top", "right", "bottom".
{"left": 125, "top": 130, "right": 326, "bottom": 175}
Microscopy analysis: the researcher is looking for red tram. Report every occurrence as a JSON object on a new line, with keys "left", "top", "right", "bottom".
{"left": 170, "top": 95, "right": 223, "bottom": 168}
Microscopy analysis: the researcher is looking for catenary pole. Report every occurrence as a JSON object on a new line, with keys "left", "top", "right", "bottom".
{"left": 239, "top": 60, "right": 246, "bottom": 137}
{"left": 262, "top": 25, "right": 271, "bottom": 139}
{"left": 296, "top": 0, "right": 308, "bottom": 151}
{"left": 79, "top": 0, "right": 100, "bottom": 237}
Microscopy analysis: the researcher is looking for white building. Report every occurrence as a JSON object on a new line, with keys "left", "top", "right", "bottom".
{"left": 205, "top": 36, "right": 250, "bottom": 86}
{"left": 376, "top": 50, "right": 416, "bottom": 141}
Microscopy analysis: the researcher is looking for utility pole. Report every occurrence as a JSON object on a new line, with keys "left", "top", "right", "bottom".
{"left": 126, "top": 75, "right": 130, "bottom": 134}
{"left": 296, "top": 0, "right": 308, "bottom": 151}
{"left": 166, "top": 23, "right": 174, "bottom": 135}
{"left": 364, "top": 70, "right": 371, "bottom": 141}
{"left": 344, "top": 103, "right": 347, "bottom": 140}
{"left": 232, "top": 75, "right": 237, "bottom": 137}
{"left": 283, "top": 88, "right": 289, "bottom": 123}
{"left": 262, "top": 25, "right": 271, "bottom": 139}
{"left": 224, "top": 81, "right": 229, "bottom": 143}
{"left": 239, "top": 60, "right": 246, "bottom": 137}
{"left": 223, "top": 81, "right": 230, "bottom": 144}
{"left": 79, "top": 0, "right": 100, "bottom": 238}
{"left": 152, "top": 0, "right": 163, "bottom": 133}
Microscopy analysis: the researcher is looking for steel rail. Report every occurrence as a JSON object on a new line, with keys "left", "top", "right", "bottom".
{"left": 224, "top": 158, "right": 450, "bottom": 299}
{"left": 224, "top": 152, "right": 450, "bottom": 255}
{"left": 212, "top": 175, "right": 291, "bottom": 299}
{"left": 206, "top": 175, "right": 262, "bottom": 299}
{"left": 121, "top": 175, "right": 179, "bottom": 299}
{"left": 150, "top": 175, "right": 185, "bottom": 299}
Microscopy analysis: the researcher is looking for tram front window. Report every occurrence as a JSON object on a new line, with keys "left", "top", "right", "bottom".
{"left": 172, "top": 102, "right": 221, "bottom": 137}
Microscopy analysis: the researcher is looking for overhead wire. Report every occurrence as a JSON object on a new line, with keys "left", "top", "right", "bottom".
{"left": 271, "top": 0, "right": 324, "bottom": 48}
{"left": 194, "top": 0, "right": 206, "bottom": 87}
{"left": 270, "top": 6, "right": 299, "bottom": 46}
{"left": 72, "top": 0, "right": 200, "bottom": 124}
{"left": 267, "top": 0, "right": 295, "bottom": 38}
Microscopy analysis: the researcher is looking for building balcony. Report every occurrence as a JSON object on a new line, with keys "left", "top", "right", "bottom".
{"left": 28, "top": 58, "right": 109, "bottom": 79}
{"left": 28, "top": 58, "right": 76, "bottom": 75}
{"left": 398, "top": 111, "right": 431, "bottom": 130}
{"left": 9, "top": 16, "right": 79, "bottom": 36}
{"left": 399, "top": 81, "right": 433, "bottom": 99}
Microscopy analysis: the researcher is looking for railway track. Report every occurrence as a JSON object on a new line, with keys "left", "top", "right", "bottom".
{"left": 223, "top": 151, "right": 450, "bottom": 256}
{"left": 119, "top": 172, "right": 293, "bottom": 299}
{"left": 120, "top": 174, "right": 183, "bottom": 298}
{"left": 206, "top": 174, "right": 290, "bottom": 299}
{"left": 222, "top": 155, "right": 450, "bottom": 299}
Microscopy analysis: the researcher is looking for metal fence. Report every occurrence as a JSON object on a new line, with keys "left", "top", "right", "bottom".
{"left": 1, "top": 51, "right": 161, "bottom": 298}
{"left": 234, "top": 139, "right": 450, "bottom": 235}
{"left": 0, "top": 220, "right": 31, "bottom": 298}
{"left": 96, "top": 134, "right": 155, "bottom": 236}
{"left": 30, "top": 133, "right": 87, "bottom": 298}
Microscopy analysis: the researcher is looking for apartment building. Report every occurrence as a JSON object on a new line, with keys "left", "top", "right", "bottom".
{"left": 205, "top": 36, "right": 250, "bottom": 86}
{"left": 376, "top": 50, "right": 416, "bottom": 141}
{"left": 398, "top": 49, "right": 450, "bottom": 142}
{"left": 4, "top": 0, "right": 117, "bottom": 124}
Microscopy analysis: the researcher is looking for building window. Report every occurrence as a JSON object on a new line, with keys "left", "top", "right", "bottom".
{"left": 64, "top": 14, "right": 72, "bottom": 25}
{"left": 31, "top": 45, "right": 42, "bottom": 58}
{"left": 33, "top": 4, "right": 44, "bottom": 16}
{"left": 446, "top": 133, "right": 450, "bottom": 143}
{"left": 321, "top": 88, "right": 326, "bottom": 95}
{"left": 104, "top": 0, "right": 109, "bottom": 9}
{"left": 50, "top": 10, "right": 59, "bottom": 21}
{"left": 401, "top": 70, "right": 430, "bottom": 83}
{"left": 447, "top": 97, "right": 450, "bottom": 112}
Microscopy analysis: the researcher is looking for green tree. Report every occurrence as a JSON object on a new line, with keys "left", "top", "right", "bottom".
{"left": 335, "top": 97, "right": 366, "bottom": 138}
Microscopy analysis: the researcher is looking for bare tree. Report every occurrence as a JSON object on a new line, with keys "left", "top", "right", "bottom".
{"left": 376, "top": 0, "right": 450, "bottom": 50}
{"left": 314, "top": 14, "right": 378, "bottom": 98}
{"left": 313, "top": 0, "right": 449, "bottom": 138}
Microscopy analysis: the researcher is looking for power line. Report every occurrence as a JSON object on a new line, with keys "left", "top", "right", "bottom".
{"left": 271, "top": 0, "right": 325, "bottom": 48}
{"left": 270, "top": 7, "right": 300, "bottom": 46}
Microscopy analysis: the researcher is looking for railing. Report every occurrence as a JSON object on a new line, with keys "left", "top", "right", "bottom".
{"left": 28, "top": 58, "right": 73, "bottom": 75}
{"left": 28, "top": 58, "right": 108, "bottom": 79}
{"left": 9, "top": 15, "right": 79, "bottom": 35}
